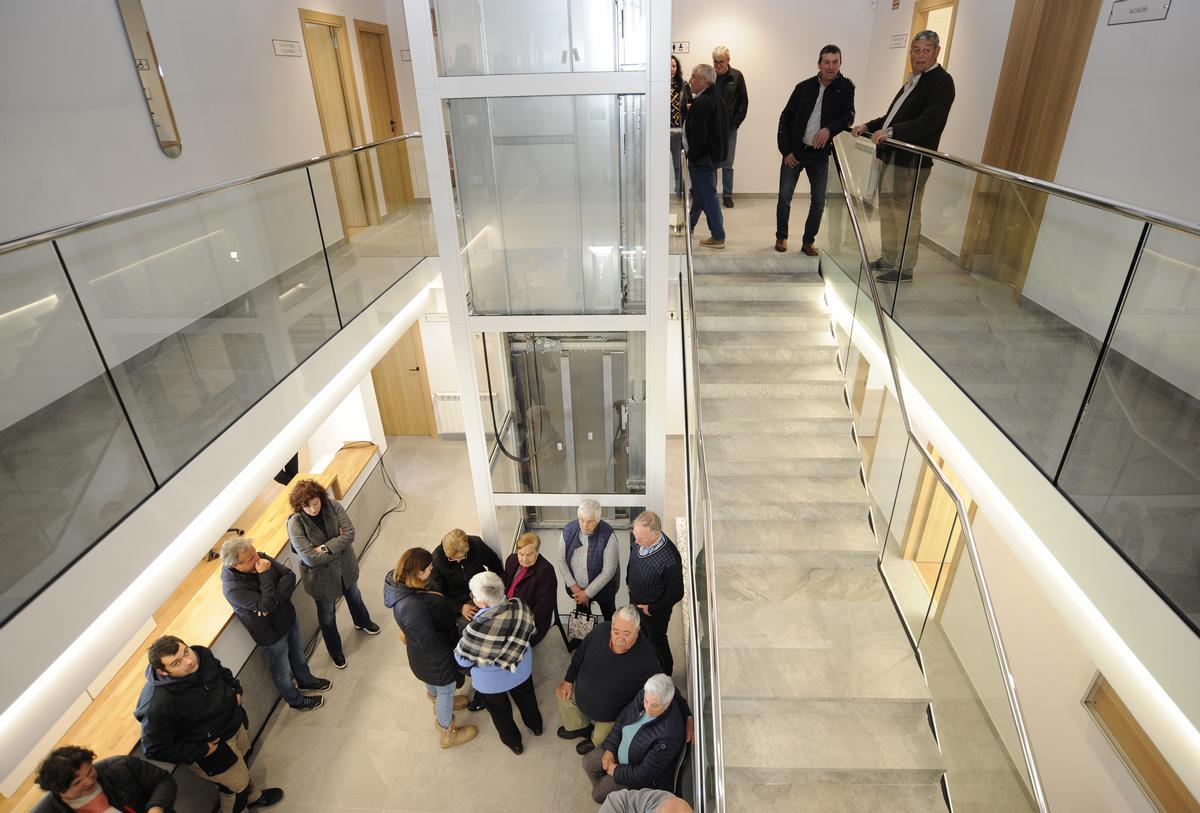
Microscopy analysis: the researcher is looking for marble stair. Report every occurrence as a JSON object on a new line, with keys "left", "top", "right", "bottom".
{"left": 692, "top": 259, "right": 947, "bottom": 813}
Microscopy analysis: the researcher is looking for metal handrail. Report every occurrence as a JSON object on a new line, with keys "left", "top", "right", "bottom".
{"left": 832, "top": 139, "right": 1050, "bottom": 812}
{"left": 677, "top": 153, "right": 728, "bottom": 813}
{"left": 860, "top": 132, "right": 1200, "bottom": 238}
{"left": 0, "top": 132, "right": 423, "bottom": 256}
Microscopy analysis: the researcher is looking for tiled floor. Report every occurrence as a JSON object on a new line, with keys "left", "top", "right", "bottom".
{"left": 248, "top": 434, "right": 687, "bottom": 812}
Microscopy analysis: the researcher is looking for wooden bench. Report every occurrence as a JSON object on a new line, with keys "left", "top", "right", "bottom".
{"left": 0, "top": 443, "right": 378, "bottom": 812}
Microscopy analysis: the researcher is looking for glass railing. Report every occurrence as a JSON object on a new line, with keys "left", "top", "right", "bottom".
{"left": 827, "top": 132, "right": 1050, "bottom": 811}
{"left": 432, "top": 0, "right": 647, "bottom": 76}
{"left": 677, "top": 147, "right": 726, "bottom": 812}
{"left": 0, "top": 134, "right": 429, "bottom": 625}
{"left": 830, "top": 129, "right": 1200, "bottom": 640}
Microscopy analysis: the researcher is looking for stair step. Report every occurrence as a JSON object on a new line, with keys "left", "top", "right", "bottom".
{"left": 698, "top": 312, "right": 831, "bottom": 331}
{"left": 697, "top": 329, "right": 835, "bottom": 347}
{"left": 705, "top": 456, "right": 862, "bottom": 479}
{"left": 722, "top": 703, "right": 943, "bottom": 785}
{"left": 700, "top": 379, "right": 844, "bottom": 399}
{"left": 703, "top": 417, "right": 850, "bottom": 437}
{"left": 701, "top": 397, "right": 848, "bottom": 421}
{"left": 703, "top": 434, "right": 860, "bottom": 461}
{"left": 726, "top": 782, "right": 947, "bottom": 813}
{"left": 719, "top": 646, "right": 930, "bottom": 708}
{"left": 707, "top": 475, "right": 867, "bottom": 508}
{"left": 694, "top": 283, "right": 826, "bottom": 303}
{"left": 692, "top": 256, "right": 819, "bottom": 276}
{"left": 715, "top": 565, "right": 888, "bottom": 603}
{"left": 698, "top": 344, "right": 835, "bottom": 365}
{"left": 715, "top": 595, "right": 914, "bottom": 652}
{"left": 713, "top": 518, "right": 877, "bottom": 561}
{"left": 700, "top": 362, "right": 841, "bottom": 383}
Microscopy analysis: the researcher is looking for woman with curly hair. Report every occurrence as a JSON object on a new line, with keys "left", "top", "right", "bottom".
{"left": 286, "top": 478, "right": 379, "bottom": 669}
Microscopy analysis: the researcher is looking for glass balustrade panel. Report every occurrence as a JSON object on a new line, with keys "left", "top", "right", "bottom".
{"left": 0, "top": 244, "right": 158, "bottom": 623}
{"left": 56, "top": 170, "right": 338, "bottom": 480}
{"left": 1058, "top": 224, "right": 1200, "bottom": 630}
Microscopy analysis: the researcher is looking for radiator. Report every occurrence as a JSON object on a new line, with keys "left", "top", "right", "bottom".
{"left": 432, "top": 392, "right": 498, "bottom": 435}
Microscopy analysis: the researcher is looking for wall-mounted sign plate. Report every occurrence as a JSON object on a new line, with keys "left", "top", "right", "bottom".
{"left": 671, "top": 41, "right": 689, "bottom": 54}
{"left": 1108, "top": 0, "right": 1170, "bottom": 25}
{"left": 889, "top": 33, "right": 907, "bottom": 49}
{"left": 272, "top": 39, "right": 303, "bottom": 57}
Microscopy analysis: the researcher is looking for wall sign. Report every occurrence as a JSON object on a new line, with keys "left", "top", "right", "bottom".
{"left": 671, "top": 41, "right": 689, "bottom": 54}
{"left": 1108, "top": 0, "right": 1170, "bottom": 24}
{"left": 889, "top": 33, "right": 907, "bottom": 49}
{"left": 272, "top": 39, "right": 302, "bottom": 57}
{"left": 892, "top": 0, "right": 901, "bottom": 9}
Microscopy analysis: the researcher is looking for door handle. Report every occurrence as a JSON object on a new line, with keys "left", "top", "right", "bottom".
{"left": 408, "top": 366, "right": 421, "bottom": 372}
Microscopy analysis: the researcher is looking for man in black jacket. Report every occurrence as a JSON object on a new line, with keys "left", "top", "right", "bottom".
{"left": 853, "top": 30, "right": 956, "bottom": 282}
{"left": 775, "top": 45, "right": 855, "bottom": 256}
{"left": 712, "top": 45, "right": 748, "bottom": 207}
{"left": 136, "top": 637, "right": 283, "bottom": 812}
{"left": 220, "top": 538, "right": 330, "bottom": 712}
{"left": 33, "top": 746, "right": 175, "bottom": 813}
{"left": 626, "top": 512, "right": 684, "bottom": 678}
{"left": 428, "top": 528, "right": 503, "bottom": 623}
{"left": 685, "top": 63, "right": 729, "bottom": 249}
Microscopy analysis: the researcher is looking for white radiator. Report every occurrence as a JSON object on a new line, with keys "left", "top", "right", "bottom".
{"left": 432, "top": 392, "right": 498, "bottom": 435}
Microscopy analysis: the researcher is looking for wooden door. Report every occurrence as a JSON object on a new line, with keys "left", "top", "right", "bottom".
{"left": 900, "top": 445, "right": 976, "bottom": 617}
{"left": 371, "top": 323, "right": 436, "bottom": 436}
{"left": 355, "top": 20, "right": 414, "bottom": 212}
{"left": 300, "top": 9, "right": 379, "bottom": 233}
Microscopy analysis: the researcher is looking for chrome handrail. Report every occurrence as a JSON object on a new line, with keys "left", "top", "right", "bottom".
{"left": 860, "top": 132, "right": 1200, "bottom": 238}
{"left": 833, "top": 138, "right": 1050, "bottom": 812}
{"left": 677, "top": 152, "right": 728, "bottom": 813}
{"left": 0, "top": 132, "right": 423, "bottom": 256}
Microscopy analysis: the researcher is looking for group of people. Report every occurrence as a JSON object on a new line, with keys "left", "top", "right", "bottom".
{"left": 673, "top": 32, "right": 955, "bottom": 281}
{"left": 32, "top": 488, "right": 690, "bottom": 813}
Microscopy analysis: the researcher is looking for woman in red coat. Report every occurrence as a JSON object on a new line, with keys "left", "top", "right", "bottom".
{"left": 503, "top": 532, "right": 558, "bottom": 646}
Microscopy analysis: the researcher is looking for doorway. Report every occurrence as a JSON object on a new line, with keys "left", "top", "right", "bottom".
{"left": 299, "top": 8, "right": 379, "bottom": 234}
{"left": 371, "top": 323, "right": 436, "bottom": 436}
{"left": 908, "top": 0, "right": 957, "bottom": 75}
{"left": 354, "top": 19, "right": 414, "bottom": 213}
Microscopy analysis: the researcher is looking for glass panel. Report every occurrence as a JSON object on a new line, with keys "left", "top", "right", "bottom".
{"left": 433, "top": 0, "right": 644, "bottom": 75}
{"left": 309, "top": 141, "right": 431, "bottom": 321}
{"left": 878, "top": 438, "right": 937, "bottom": 638}
{"left": 57, "top": 170, "right": 339, "bottom": 480}
{"left": 448, "top": 95, "right": 646, "bottom": 315}
{"left": 0, "top": 245, "right": 157, "bottom": 622}
{"left": 1058, "top": 225, "right": 1200, "bottom": 628}
{"left": 886, "top": 155, "right": 1143, "bottom": 475}
{"left": 488, "top": 332, "right": 646, "bottom": 494}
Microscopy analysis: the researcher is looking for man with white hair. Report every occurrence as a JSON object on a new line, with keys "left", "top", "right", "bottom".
{"left": 627, "top": 511, "right": 684, "bottom": 677}
{"left": 583, "top": 673, "right": 690, "bottom": 804}
{"left": 852, "top": 30, "right": 955, "bottom": 282}
{"left": 712, "top": 45, "right": 748, "bottom": 208}
{"left": 556, "top": 499, "right": 621, "bottom": 621}
{"left": 454, "top": 571, "right": 542, "bottom": 754}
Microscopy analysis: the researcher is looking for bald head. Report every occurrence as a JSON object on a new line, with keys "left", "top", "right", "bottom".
{"left": 659, "top": 799, "right": 693, "bottom": 813}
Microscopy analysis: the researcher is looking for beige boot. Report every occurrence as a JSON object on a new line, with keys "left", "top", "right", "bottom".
{"left": 427, "top": 693, "right": 470, "bottom": 711}
{"left": 438, "top": 714, "right": 478, "bottom": 749}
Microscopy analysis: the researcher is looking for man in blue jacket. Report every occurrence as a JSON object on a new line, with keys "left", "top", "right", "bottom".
{"left": 775, "top": 45, "right": 855, "bottom": 256}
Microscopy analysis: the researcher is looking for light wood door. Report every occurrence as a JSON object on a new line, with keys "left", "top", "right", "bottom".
{"left": 372, "top": 322, "right": 436, "bottom": 436}
{"left": 900, "top": 446, "right": 976, "bottom": 617}
{"left": 300, "top": 9, "right": 379, "bottom": 234}
{"left": 355, "top": 20, "right": 414, "bottom": 212}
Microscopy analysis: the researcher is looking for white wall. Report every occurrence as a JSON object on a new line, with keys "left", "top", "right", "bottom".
{"left": 670, "top": 0, "right": 875, "bottom": 193}
{"left": 0, "top": 0, "right": 422, "bottom": 242}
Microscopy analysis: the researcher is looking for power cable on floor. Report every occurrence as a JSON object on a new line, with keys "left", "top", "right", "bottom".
{"left": 340, "top": 441, "right": 406, "bottom": 554}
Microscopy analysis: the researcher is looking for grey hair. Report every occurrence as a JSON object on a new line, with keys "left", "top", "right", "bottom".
{"left": 613, "top": 604, "right": 642, "bottom": 630}
{"left": 912, "top": 29, "right": 940, "bottom": 48}
{"left": 469, "top": 570, "right": 505, "bottom": 607}
{"left": 634, "top": 510, "right": 662, "bottom": 534}
{"left": 577, "top": 498, "right": 602, "bottom": 520}
{"left": 220, "top": 536, "right": 254, "bottom": 568}
{"left": 692, "top": 63, "right": 716, "bottom": 88}
{"left": 644, "top": 673, "right": 676, "bottom": 704}
{"left": 712, "top": 45, "right": 730, "bottom": 61}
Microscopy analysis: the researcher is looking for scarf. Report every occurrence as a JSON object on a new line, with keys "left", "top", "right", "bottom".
{"left": 454, "top": 598, "right": 536, "bottom": 672}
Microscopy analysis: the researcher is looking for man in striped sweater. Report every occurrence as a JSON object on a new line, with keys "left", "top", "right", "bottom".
{"left": 626, "top": 512, "right": 684, "bottom": 677}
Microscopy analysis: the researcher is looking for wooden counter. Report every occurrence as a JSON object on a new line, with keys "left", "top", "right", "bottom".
{"left": 0, "top": 443, "right": 378, "bottom": 812}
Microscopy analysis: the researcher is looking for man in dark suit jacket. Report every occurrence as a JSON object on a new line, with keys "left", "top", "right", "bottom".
{"left": 853, "top": 30, "right": 955, "bottom": 282}
{"left": 775, "top": 45, "right": 856, "bottom": 256}
{"left": 685, "top": 63, "right": 729, "bottom": 249}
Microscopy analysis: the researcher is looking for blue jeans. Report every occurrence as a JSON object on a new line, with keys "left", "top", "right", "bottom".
{"left": 776, "top": 150, "right": 830, "bottom": 244}
{"left": 425, "top": 681, "right": 457, "bottom": 730}
{"left": 718, "top": 127, "right": 738, "bottom": 198}
{"left": 670, "top": 131, "right": 684, "bottom": 198}
{"left": 688, "top": 166, "right": 725, "bottom": 241}
{"left": 262, "top": 618, "right": 317, "bottom": 707}
{"left": 315, "top": 581, "right": 373, "bottom": 662}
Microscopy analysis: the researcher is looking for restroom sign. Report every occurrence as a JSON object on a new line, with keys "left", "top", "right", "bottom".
{"left": 671, "top": 41, "right": 689, "bottom": 54}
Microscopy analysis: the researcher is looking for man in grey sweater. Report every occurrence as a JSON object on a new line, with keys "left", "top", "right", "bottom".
{"left": 600, "top": 788, "right": 693, "bottom": 813}
{"left": 555, "top": 499, "right": 621, "bottom": 620}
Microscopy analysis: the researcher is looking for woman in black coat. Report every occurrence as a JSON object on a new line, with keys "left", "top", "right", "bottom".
{"left": 384, "top": 547, "right": 478, "bottom": 748}
{"left": 502, "top": 532, "right": 558, "bottom": 646}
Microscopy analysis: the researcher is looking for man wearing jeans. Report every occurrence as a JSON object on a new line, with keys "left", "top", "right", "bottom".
{"left": 220, "top": 538, "right": 330, "bottom": 711}
{"left": 712, "top": 46, "right": 748, "bottom": 207}
{"left": 685, "top": 63, "right": 729, "bottom": 249}
{"left": 775, "top": 45, "right": 855, "bottom": 256}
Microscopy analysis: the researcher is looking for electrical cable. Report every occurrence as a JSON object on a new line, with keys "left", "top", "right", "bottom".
{"left": 339, "top": 441, "right": 406, "bottom": 554}
{"left": 481, "top": 333, "right": 533, "bottom": 463}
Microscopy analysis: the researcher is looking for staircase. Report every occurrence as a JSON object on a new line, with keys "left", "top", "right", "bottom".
{"left": 691, "top": 257, "right": 947, "bottom": 812}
